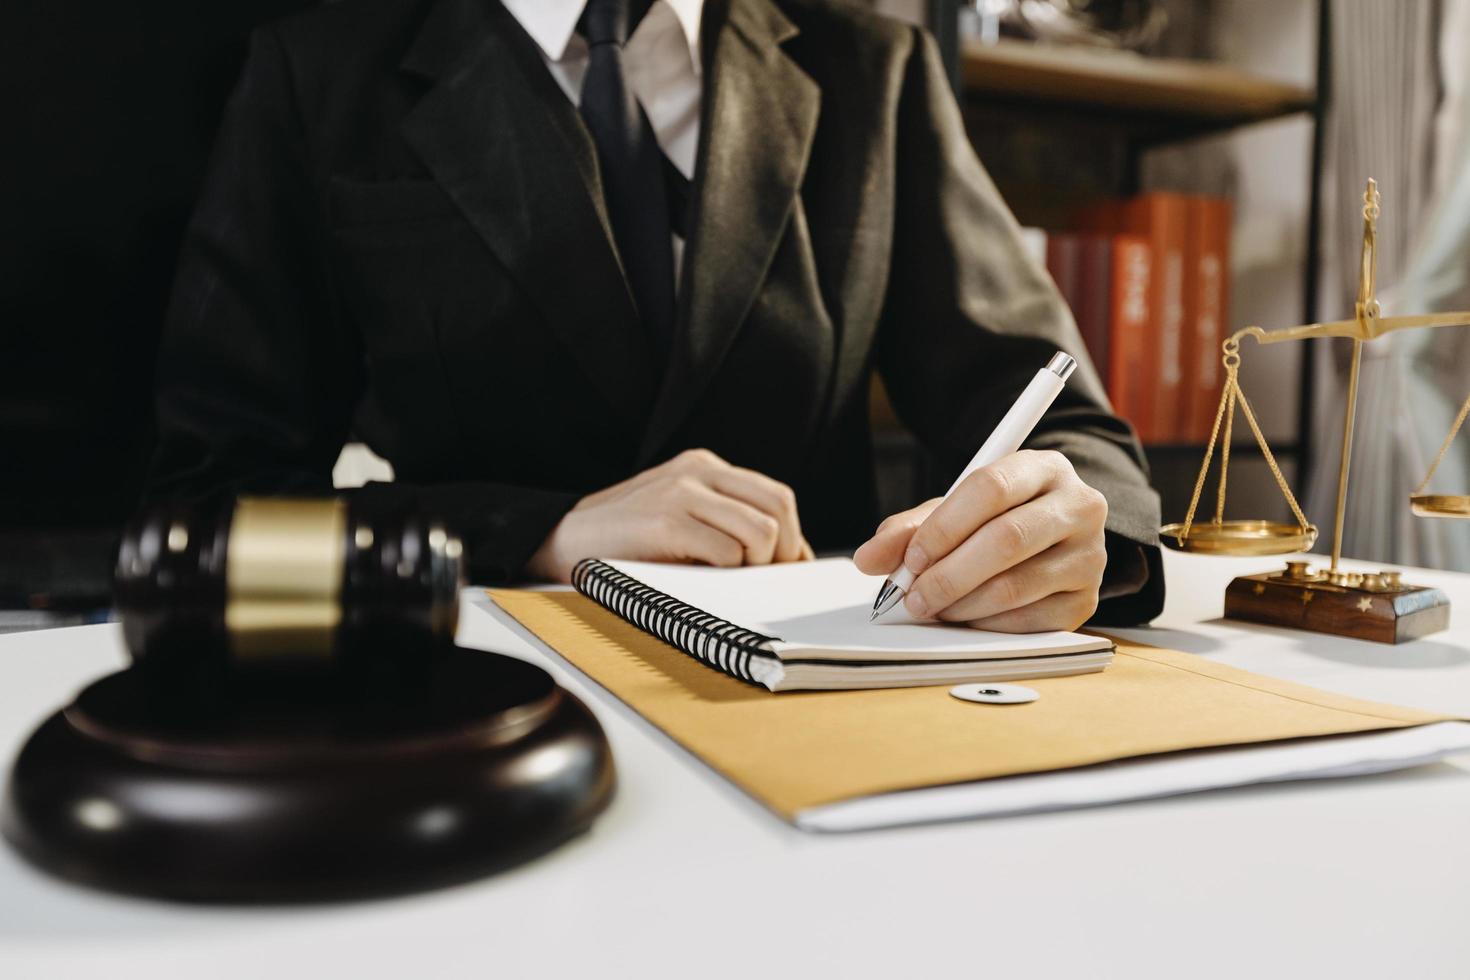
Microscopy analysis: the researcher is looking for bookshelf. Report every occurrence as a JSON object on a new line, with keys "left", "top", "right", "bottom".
{"left": 871, "top": 2, "right": 1326, "bottom": 526}
{"left": 961, "top": 38, "right": 1314, "bottom": 140}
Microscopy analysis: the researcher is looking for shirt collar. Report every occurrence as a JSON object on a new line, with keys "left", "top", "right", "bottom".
{"left": 501, "top": 0, "right": 703, "bottom": 67}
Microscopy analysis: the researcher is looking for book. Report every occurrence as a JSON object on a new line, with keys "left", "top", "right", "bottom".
{"left": 1107, "top": 234, "right": 1151, "bottom": 433}
{"left": 1044, "top": 231, "right": 1109, "bottom": 371}
{"left": 1074, "top": 234, "right": 1113, "bottom": 398}
{"left": 486, "top": 588, "right": 1470, "bottom": 830}
{"left": 1072, "top": 192, "right": 1237, "bottom": 443}
{"left": 570, "top": 558, "right": 1114, "bottom": 692}
{"left": 1117, "top": 192, "right": 1190, "bottom": 443}
{"left": 1046, "top": 232, "right": 1115, "bottom": 398}
{"left": 1184, "top": 196, "right": 1232, "bottom": 442}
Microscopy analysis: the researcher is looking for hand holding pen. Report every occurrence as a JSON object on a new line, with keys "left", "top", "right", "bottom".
{"left": 853, "top": 352, "right": 1111, "bottom": 632}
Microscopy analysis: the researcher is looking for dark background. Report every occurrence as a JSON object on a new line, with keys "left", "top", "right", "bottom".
{"left": 0, "top": 0, "right": 1228, "bottom": 604}
{"left": 2, "top": 2, "right": 317, "bottom": 603}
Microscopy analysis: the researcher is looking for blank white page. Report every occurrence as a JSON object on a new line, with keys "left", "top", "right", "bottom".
{"left": 605, "top": 559, "right": 1111, "bottom": 660}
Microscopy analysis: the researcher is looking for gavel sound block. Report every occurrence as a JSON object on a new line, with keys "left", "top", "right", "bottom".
{"left": 1, "top": 499, "right": 615, "bottom": 902}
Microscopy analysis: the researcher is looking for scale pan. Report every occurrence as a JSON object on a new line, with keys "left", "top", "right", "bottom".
{"left": 1410, "top": 494, "right": 1470, "bottom": 518}
{"left": 1160, "top": 520, "right": 1319, "bottom": 555}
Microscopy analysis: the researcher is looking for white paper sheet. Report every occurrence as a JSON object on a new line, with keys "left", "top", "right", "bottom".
{"left": 796, "top": 721, "right": 1470, "bottom": 832}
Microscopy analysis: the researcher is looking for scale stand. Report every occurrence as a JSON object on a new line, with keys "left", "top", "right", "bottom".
{"left": 1163, "top": 180, "right": 1468, "bottom": 644}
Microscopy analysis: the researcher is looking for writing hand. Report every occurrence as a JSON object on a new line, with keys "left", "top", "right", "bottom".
{"left": 852, "top": 450, "right": 1107, "bottom": 632}
{"left": 527, "top": 449, "right": 813, "bottom": 582}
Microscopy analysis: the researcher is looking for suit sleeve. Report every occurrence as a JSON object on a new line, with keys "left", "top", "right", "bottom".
{"left": 876, "top": 27, "right": 1164, "bottom": 625}
{"left": 147, "top": 27, "right": 578, "bottom": 583}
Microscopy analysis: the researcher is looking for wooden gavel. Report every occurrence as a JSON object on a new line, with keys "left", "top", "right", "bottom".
{"left": 114, "top": 497, "right": 464, "bottom": 679}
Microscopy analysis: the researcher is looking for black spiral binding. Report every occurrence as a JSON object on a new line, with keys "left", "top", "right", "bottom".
{"left": 571, "top": 559, "right": 779, "bottom": 686}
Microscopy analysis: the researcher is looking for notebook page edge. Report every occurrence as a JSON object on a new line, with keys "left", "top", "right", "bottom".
{"left": 772, "top": 655, "right": 1110, "bottom": 691}
{"left": 767, "top": 635, "right": 1115, "bottom": 662}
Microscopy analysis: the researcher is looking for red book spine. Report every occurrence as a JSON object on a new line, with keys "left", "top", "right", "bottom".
{"left": 1108, "top": 235, "right": 1151, "bottom": 436}
{"left": 1180, "top": 197, "right": 1204, "bottom": 443}
{"left": 1184, "top": 197, "right": 1232, "bottom": 443}
{"left": 1119, "top": 193, "right": 1189, "bottom": 443}
{"left": 1075, "top": 234, "right": 1113, "bottom": 397}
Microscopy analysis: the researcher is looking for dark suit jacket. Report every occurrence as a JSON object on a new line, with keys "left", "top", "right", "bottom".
{"left": 149, "top": 0, "right": 1166, "bottom": 622}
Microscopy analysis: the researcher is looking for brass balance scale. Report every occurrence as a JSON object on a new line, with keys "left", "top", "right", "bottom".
{"left": 1162, "top": 180, "right": 1470, "bottom": 643}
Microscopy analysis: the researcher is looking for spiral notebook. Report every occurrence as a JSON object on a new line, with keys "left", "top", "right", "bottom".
{"left": 569, "top": 558, "right": 1114, "bottom": 691}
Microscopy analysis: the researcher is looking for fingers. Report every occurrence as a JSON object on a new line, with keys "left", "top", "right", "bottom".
{"left": 904, "top": 450, "right": 1070, "bottom": 581}
{"left": 666, "top": 514, "right": 746, "bottom": 567}
{"left": 904, "top": 463, "right": 1108, "bottom": 621}
{"left": 684, "top": 481, "right": 783, "bottom": 565}
{"left": 572, "top": 448, "right": 813, "bottom": 568}
{"left": 656, "top": 450, "right": 810, "bottom": 563}
{"left": 710, "top": 465, "right": 809, "bottom": 563}
{"left": 961, "top": 589, "right": 1099, "bottom": 634}
{"left": 932, "top": 538, "right": 1108, "bottom": 624}
{"left": 904, "top": 493, "right": 1067, "bottom": 618}
{"left": 851, "top": 499, "right": 941, "bottom": 575}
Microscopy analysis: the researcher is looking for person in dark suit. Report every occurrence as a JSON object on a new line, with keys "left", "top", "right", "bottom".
{"left": 150, "top": 0, "right": 1166, "bottom": 629}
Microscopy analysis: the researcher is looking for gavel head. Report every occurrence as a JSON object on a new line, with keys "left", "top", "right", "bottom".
{"left": 114, "top": 497, "right": 464, "bottom": 685}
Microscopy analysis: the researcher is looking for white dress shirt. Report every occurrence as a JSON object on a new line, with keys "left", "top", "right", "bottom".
{"left": 501, "top": 0, "right": 704, "bottom": 179}
{"left": 501, "top": 0, "right": 704, "bottom": 278}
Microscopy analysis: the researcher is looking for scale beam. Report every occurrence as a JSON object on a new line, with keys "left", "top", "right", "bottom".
{"left": 1232, "top": 311, "right": 1470, "bottom": 347}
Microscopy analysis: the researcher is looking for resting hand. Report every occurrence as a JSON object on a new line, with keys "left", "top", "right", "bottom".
{"left": 852, "top": 450, "right": 1108, "bottom": 632}
{"left": 527, "top": 449, "right": 813, "bottom": 582}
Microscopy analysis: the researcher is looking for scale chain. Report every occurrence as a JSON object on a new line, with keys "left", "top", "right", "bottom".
{"left": 1234, "top": 378, "right": 1310, "bottom": 532}
{"left": 1178, "top": 336, "right": 1311, "bottom": 545}
{"left": 1178, "top": 355, "right": 1234, "bottom": 542}
{"left": 1413, "top": 388, "right": 1470, "bottom": 495}
{"left": 1216, "top": 377, "right": 1238, "bottom": 524}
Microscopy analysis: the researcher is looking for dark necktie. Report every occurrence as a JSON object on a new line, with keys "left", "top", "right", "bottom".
{"left": 579, "top": 0, "right": 677, "bottom": 360}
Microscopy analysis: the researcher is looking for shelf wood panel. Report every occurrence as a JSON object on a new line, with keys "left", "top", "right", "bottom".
{"left": 962, "top": 39, "right": 1315, "bottom": 131}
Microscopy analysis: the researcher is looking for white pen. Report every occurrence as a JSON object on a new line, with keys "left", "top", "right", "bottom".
{"left": 869, "top": 350, "right": 1079, "bottom": 622}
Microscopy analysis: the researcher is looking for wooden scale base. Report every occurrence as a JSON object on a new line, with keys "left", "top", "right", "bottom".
{"left": 1224, "top": 560, "right": 1450, "bottom": 644}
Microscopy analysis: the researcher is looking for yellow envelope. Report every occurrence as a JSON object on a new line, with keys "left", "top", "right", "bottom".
{"left": 490, "top": 590, "right": 1450, "bottom": 822}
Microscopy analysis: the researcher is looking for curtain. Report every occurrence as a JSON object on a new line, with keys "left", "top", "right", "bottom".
{"left": 1307, "top": 0, "right": 1470, "bottom": 571}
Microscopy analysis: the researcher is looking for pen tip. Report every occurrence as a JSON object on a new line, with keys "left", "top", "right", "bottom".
{"left": 869, "top": 581, "right": 904, "bottom": 622}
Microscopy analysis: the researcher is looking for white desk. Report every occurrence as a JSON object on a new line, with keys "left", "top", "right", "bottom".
{"left": 3, "top": 551, "right": 1470, "bottom": 979}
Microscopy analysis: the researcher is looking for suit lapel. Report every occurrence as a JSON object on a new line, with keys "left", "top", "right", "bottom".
{"left": 399, "top": 0, "right": 658, "bottom": 425}
{"left": 635, "top": 0, "right": 821, "bottom": 464}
